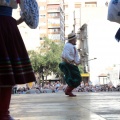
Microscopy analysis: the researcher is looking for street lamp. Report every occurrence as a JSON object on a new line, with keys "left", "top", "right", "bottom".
{"left": 87, "top": 58, "right": 97, "bottom": 62}
{"left": 84, "top": 57, "right": 97, "bottom": 62}
{"left": 83, "top": 57, "right": 97, "bottom": 73}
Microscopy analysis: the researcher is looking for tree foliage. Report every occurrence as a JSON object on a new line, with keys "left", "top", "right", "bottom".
{"left": 28, "top": 38, "right": 64, "bottom": 81}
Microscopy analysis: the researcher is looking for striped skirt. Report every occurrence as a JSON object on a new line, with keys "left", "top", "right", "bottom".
{"left": 0, "top": 15, "right": 36, "bottom": 86}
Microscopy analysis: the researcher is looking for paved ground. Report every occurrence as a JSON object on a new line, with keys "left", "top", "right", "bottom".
{"left": 10, "top": 92, "right": 120, "bottom": 120}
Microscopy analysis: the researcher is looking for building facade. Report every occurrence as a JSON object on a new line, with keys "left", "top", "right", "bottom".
{"left": 38, "top": 0, "right": 64, "bottom": 42}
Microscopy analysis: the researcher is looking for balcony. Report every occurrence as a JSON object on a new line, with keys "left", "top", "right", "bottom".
{"left": 47, "top": 0, "right": 60, "bottom": 4}
{"left": 48, "top": 31, "right": 60, "bottom": 34}
{"left": 52, "top": 39, "right": 61, "bottom": 43}
{"left": 48, "top": 16, "right": 60, "bottom": 18}
{"left": 48, "top": 24, "right": 60, "bottom": 28}
{"left": 48, "top": 34, "right": 60, "bottom": 40}
{"left": 47, "top": 8, "right": 60, "bottom": 13}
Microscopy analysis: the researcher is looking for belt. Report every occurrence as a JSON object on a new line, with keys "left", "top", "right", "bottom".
{"left": 62, "top": 59, "right": 77, "bottom": 66}
{"left": 0, "top": 6, "right": 12, "bottom": 16}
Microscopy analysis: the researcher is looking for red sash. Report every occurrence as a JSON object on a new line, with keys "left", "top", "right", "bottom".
{"left": 16, "top": 0, "right": 20, "bottom": 3}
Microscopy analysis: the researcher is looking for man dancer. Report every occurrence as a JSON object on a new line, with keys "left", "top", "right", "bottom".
{"left": 59, "top": 32, "right": 82, "bottom": 97}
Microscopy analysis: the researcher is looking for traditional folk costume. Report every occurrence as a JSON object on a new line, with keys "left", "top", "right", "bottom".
{"left": 59, "top": 33, "right": 82, "bottom": 97}
{"left": 0, "top": 0, "right": 38, "bottom": 119}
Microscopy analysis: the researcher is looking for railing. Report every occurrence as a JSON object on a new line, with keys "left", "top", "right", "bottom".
{"left": 47, "top": 0, "right": 61, "bottom": 4}
{"left": 48, "top": 31, "right": 60, "bottom": 34}
{"left": 48, "top": 24, "right": 60, "bottom": 28}
{"left": 48, "top": 16, "right": 60, "bottom": 18}
{"left": 47, "top": 8, "right": 60, "bottom": 12}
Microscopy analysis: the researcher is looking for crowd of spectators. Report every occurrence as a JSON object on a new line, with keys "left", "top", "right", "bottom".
{"left": 12, "top": 81, "right": 120, "bottom": 94}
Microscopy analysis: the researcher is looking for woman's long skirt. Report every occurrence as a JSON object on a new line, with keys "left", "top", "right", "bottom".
{"left": 0, "top": 16, "right": 36, "bottom": 86}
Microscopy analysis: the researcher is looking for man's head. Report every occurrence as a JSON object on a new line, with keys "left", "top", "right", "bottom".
{"left": 68, "top": 32, "right": 77, "bottom": 45}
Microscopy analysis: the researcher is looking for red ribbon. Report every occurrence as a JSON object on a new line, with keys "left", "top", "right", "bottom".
{"left": 16, "top": 0, "right": 20, "bottom": 3}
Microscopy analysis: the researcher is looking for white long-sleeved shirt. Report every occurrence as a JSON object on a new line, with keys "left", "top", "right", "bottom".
{"left": 62, "top": 42, "right": 80, "bottom": 64}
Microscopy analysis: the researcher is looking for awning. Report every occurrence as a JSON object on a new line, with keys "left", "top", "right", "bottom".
{"left": 81, "top": 73, "right": 90, "bottom": 77}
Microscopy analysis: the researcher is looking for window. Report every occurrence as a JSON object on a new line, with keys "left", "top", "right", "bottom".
{"left": 47, "top": 5, "right": 60, "bottom": 11}
{"left": 65, "top": 15, "right": 68, "bottom": 20}
{"left": 65, "top": 5, "right": 68, "bottom": 9}
{"left": 39, "top": 6, "right": 46, "bottom": 10}
{"left": 39, "top": 0, "right": 46, "bottom": 2}
{"left": 40, "top": 15, "right": 46, "bottom": 18}
{"left": 85, "top": 2, "right": 97, "bottom": 7}
{"left": 48, "top": 34, "right": 60, "bottom": 40}
{"left": 48, "top": 13, "right": 59, "bottom": 17}
{"left": 40, "top": 37, "right": 43, "bottom": 40}
{"left": 76, "top": 18, "right": 80, "bottom": 24}
{"left": 48, "top": 19, "right": 60, "bottom": 24}
{"left": 75, "top": 4, "right": 81, "bottom": 8}
{"left": 49, "top": 29, "right": 60, "bottom": 33}
{"left": 40, "top": 22, "right": 46, "bottom": 26}
{"left": 40, "top": 29, "right": 46, "bottom": 34}
{"left": 48, "top": 0, "right": 60, "bottom": 3}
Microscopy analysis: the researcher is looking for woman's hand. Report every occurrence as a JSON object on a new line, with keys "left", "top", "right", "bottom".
{"left": 16, "top": 17, "right": 24, "bottom": 25}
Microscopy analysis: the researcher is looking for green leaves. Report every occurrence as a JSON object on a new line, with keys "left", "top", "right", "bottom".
{"left": 28, "top": 38, "right": 64, "bottom": 77}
